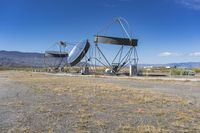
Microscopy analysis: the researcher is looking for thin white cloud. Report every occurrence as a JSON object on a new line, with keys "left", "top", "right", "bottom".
{"left": 176, "top": 0, "right": 200, "bottom": 10}
{"left": 158, "top": 52, "right": 181, "bottom": 57}
{"left": 189, "top": 52, "right": 200, "bottom": 56}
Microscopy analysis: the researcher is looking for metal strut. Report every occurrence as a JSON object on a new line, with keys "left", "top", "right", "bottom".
{"left": 93, "top": 17, "right": 139, "bottom": 75}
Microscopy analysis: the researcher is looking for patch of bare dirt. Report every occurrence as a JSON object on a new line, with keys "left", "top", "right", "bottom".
{"left": 0, "top": 71, "right": 200, "bottom": 132}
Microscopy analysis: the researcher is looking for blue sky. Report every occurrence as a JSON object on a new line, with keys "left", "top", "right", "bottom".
{"left": 0, "top": 0, "right": 200, "bottom": 64}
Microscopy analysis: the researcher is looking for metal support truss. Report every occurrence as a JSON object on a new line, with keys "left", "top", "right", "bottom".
{"left": 93, "top": 17, "right": 139, "bottom": 75}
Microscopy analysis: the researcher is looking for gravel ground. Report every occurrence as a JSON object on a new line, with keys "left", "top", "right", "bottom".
{"left": 0, "top": 71, "right": 200, "bottom": 132}
{"left": 91, "top": 76, "right": 200, "bottom": 102}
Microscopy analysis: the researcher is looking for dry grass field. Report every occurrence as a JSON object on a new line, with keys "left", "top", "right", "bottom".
{"left": 0, "top": 71, "right": 200, "bottom": 132}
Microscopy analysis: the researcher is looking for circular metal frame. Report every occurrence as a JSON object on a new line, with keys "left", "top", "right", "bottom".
{"left": 68, "top": 40, "right": 90, "bottom": 66}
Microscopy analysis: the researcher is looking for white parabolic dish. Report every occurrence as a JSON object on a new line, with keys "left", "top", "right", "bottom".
{"left": 68, "top": 40, "right": 90, "bottom": 66}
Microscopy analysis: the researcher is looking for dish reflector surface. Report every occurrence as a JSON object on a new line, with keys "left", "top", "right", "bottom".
{"left": 68, "top": 40, "right": 90, "bottom": 66}
{"left": 94, "top": 35, "right": 138, "bottom": 46}
{"left": 45, "top": 51, "right": 68, "bottom": 57}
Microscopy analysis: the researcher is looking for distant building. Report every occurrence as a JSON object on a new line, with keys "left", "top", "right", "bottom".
{"left": 144, "top": 66, "right": 153, "bottom": 69}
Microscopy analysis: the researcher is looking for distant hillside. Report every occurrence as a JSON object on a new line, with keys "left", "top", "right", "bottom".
{"left": 138, "top": 62, "right": 200, "bottom": 68}
{"left": 0, "top": 50, "right": 45, "bottom": 68}
{"left": 167, "top": 62, "right": 200, "bottom": 68}
{"left": 0, "top": 50, "right": 200, "bottom": 68}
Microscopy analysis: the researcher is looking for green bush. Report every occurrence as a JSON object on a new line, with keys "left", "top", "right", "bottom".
{"left": 171, "top": 69, "right": 195, "bottom": 76}
{"left": 171, "top": 69, "right": 182, "bottom": 75}
{"left": 193, "top": 68, "right": 200, "bottom": 73}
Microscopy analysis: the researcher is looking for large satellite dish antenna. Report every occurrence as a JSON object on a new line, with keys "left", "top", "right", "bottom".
{"left": 44, "top": 40, "right": 90, "bottom": 72}
{"left": 68, "top": 40, "right": 90, "bottom": 66}
{"left": 44, "top": 41, "right": 68, "bottom": 72}
{"left": 44, "top": 17, "right": 138, "bottom": 75}
{"left": 93, "top": 17, "right": 139, "bottom": 75}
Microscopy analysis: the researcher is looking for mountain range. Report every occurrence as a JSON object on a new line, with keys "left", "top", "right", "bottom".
{"left": 0, "top": 50, "right": 200, "bottom": 68}
{"left": 0, "top": 50, "right": 45, "bottom": 68}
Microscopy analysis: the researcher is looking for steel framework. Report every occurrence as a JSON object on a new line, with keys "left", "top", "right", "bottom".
{"left": 93, "top": 17, "right": 139, "bottom": 75}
